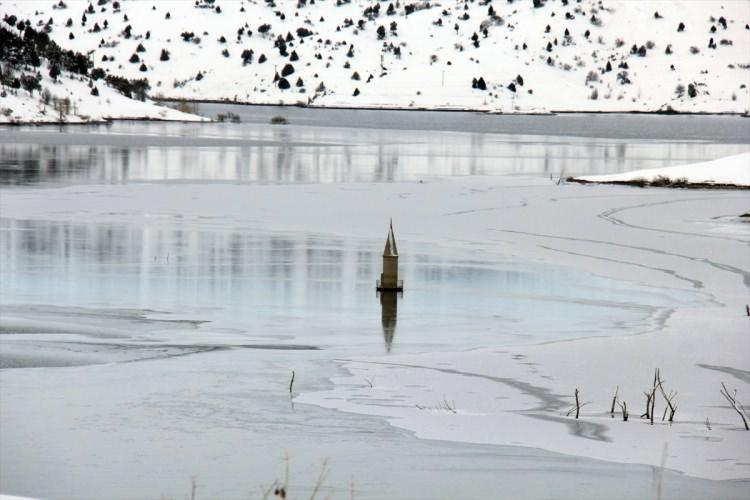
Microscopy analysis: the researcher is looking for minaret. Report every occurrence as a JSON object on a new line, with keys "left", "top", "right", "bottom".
{"left": 377, "top": 220, "right": 403, "bottom": 291}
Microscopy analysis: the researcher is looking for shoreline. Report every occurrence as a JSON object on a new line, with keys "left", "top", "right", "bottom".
{"left": 2, "top": 100, "right": 748, "bottom": 127}
{"left": 156, "top": 98, "right": 750, "bottom": 117}
{"left": 567, "top": 178, "right": 750, "bottom": 190}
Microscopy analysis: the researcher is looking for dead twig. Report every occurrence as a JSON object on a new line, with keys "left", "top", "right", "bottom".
{"left": 442, "top": 395, "right": 457, "bottom": 414}
{"left": 720, "top": 382, "right": 750, "bottom": 430}
{"left": 189, "top": 476, "right": 200, "bottom": 500}
{"left": 309, "top": 459, "right": 329, "bottom": 500}
{"left": 289, "top": 370, "right": 295, "bottom": 394}
{"left": 656, "top": 371, "right": 678, "bottom": 422}
{"left": 619, "top": 400, "right": 629, "bottom": 421}
{"left": 415, "top": 396, "right": 457, "bottom": 414}
{"left": 641, "top": 391, "right": 653, "bottom": 420}
{"left": 642, "top": 369, "right": 661, "bottom": 425}
{"left": 610, "top": 386, "right": 619, "bottom": 416}
{"left": 566, "top": 388, "right": 589, "bottom": 418}
{"left": 260, "top": 481, "right": 278, "bottom": 500}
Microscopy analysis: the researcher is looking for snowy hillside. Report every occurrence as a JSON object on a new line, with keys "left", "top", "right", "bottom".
{"left": 0, "top": 64, "right": 205, "bottom": 123}
{"left": 0, "top": 15, "right": 204, "bottom": 123}
{"left": 3, "top": 0, "right": 749, "bottom": 114}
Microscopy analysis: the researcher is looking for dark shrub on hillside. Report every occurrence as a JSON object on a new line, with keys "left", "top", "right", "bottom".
{"left": 281, "top": 63, "right": 295, "bottom": 76}
{"left": 20, "top": 73, "right": 41, "bottom": 94}
{"left": 278, "top": 77, "right": 290, "bottom": 89}
{"left": 105, "top": 74, "right": 150, "bottom": 100}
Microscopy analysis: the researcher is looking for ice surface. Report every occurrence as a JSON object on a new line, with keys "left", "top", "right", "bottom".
{"left": 1, "top": 117, "right": 749, "bottom": 498}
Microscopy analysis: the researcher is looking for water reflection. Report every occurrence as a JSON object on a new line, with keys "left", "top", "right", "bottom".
{"left": 2, "top": 117, "right": 748, "bottom": 186}
{"left": 0, "top": 217, "right": 701, "bottom": 349}
{"left": 379, "top": 291, "right": 400, "bottom": 352}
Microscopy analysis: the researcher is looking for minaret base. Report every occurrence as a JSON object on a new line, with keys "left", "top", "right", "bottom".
{"left": 376, "top": 279, "right": 403, "bottom": 292}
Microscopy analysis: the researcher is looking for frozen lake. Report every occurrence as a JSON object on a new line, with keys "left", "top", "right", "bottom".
{"left": 1, "top": 110, "right": 749, "bottom": 185}
{"left": 1, "top": 110, "right": 749, "bottom": 499}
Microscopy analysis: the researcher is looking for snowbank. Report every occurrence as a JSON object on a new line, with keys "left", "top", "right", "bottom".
{"left": 573, "top": 152, "right": 750, "bottom": 187}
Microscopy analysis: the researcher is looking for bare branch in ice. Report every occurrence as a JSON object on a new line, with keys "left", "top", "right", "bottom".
{"left": 720, "top": 382, "right": 750, "bottom": 430}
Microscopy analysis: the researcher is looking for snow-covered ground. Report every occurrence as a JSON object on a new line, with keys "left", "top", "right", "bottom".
{"left": 574, "top": 151, "right": 750, "bottom": 187}
{"left": 2, "top": 0, "right": 749, "bottom": 114}
{"left": 0, "top": 62, "right": 206, "bottom": 123}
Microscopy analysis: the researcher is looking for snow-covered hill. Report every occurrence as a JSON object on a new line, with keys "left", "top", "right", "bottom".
{"left": 2, "top": 0, "right": 750, "bottom": 114}
{"left": 0, "top": 10, "right": 205, "bottom": 124}
{"left": 0, "top": 62, "right": 205, "bottom": 123}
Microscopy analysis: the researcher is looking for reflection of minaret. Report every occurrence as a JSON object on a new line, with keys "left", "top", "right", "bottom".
{"left": 380, "top": 291, "right": 398, "bottom": 352}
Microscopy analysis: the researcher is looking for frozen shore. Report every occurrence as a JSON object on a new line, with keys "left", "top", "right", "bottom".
{"left": 572, "top": 152, "right": 750, "bottom": 188}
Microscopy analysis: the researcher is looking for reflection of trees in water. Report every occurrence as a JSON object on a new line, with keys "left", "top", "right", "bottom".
{"left": 1, "top": 218, "right": 380, "bottom": 306}
{"left": 0, "top": 128, "right": 741, "bottom": 185}
{"left": 373, "top": 132, "right": 399, "bottom": 182}
{"left": 0, "top": 144, "right": 98, "bottom": 184}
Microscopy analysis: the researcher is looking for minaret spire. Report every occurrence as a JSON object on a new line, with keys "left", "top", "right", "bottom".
{"left": 377, "top": 220, "right": 402, "bottom": 291}
{"left": 383, "top": 220, "right": 398, "bottom": 257}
